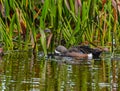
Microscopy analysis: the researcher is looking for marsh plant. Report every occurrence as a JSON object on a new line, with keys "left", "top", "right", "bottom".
{"left": 0, "top": 0, "right": 120, "bottom": 55}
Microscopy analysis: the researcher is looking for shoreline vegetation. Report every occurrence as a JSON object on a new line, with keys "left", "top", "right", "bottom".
{"left": 0, "top": 0, "right": 120, "bottom": 56}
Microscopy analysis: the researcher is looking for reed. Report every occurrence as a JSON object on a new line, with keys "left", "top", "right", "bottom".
{"left": 0, "top": 0, "right": 119, "bottom": 54}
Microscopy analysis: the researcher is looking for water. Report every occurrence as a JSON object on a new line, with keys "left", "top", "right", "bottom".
{"left": 0, "top": 51, "right": 120, "bottom": 91}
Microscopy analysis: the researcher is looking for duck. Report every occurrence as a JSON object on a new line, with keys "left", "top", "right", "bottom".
{"left": 55, "top": 45, "right": 92, "bottom": 59}
{"left": 54, "top": 45, "right": 107, "bottom": 59}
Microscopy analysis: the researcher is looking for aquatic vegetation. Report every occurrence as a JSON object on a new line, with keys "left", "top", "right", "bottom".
{"left": 0, "top": 0, "right": 120, "bottom": 55}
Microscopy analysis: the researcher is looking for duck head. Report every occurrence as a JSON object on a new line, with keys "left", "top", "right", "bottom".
{"left": 55, "top": 45, "right": 68, "bottom": 55}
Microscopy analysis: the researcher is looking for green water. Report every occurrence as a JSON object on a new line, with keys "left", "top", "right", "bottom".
{"left": 0, "top": 51, "right": 120, "bottom": 91}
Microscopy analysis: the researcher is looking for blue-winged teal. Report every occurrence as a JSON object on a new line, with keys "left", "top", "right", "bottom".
{"left": 55, "top": 45, "right": 107, "bottom": 59}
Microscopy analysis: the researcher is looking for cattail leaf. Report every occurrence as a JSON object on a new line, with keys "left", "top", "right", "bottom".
{"left": 39, "top": 28, "right": 47, "bottom": 56}
{"left": 5, "top": 0, "right": 10, "bottom": 17}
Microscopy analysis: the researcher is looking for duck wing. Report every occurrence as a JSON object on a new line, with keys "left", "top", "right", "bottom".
{"left": 78, "top": 46, "right": 103, "bottom": 58}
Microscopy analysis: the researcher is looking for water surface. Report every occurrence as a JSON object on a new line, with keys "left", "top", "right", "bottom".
{"left": 0, "top": 51, "right": 119, "bottom": 91}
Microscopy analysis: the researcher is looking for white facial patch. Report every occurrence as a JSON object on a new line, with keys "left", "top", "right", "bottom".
{"left": 55, "top": 49, "right": 61, "bottom": 54}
